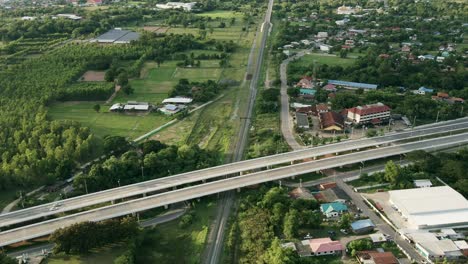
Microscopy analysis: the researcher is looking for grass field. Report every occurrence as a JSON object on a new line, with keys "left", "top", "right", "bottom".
{"left": 48, "top": 102, "right": 171, "bottom": 139}
{"left": 134, "top": 200, "right": 217, "bottom": 264}
{"left": 45, "top": 243, "right": 126, "bottom": 264}
{"left": 195, "top": 10, "right": 240, "bottom": 19}
{"left": 293, "top": 52, "right": 356, "bottom": 67}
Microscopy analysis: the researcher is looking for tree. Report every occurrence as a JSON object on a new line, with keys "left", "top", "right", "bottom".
{"left": 384, "top": 160, "right": 400, "bottom": 185}
{"left": 117, "top": 72, "right": 129, "bottom": 86}
{"left": 0, "top": 253, "right": 16, "bottom": 264}
{"left": 340, "top": 213, "right": 352, "bottom": 229}
{"left": 93, "top": 104, "right": 101, "bottom": 113}
{"left": 283, "top": 209, "right": 299, "bottom": 239}
{"left": 122, "top": 84, "right": 134, "bottom": 95}
{"left": 287, "top": 87, "right": 300, "bottom": 97}
{"left": 260, "top": 238, "right": 298, "bottom": 264}
{"left": 340, "top": 49, "right": 348, "bottom": 58}
{"left": 347, "top": 239, "right": 373, "bottom": 256}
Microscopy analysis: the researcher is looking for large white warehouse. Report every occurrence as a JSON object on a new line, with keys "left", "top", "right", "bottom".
{"left": 389, "top": 186, "right": 468, "bottom": 230}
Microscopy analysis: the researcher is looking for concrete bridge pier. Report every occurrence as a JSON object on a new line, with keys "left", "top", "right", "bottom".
{"left": 164, "top": 204, "right": 169, "bottom": 209}
{"left": 237, "top": 188, "right": 241, "bottom": 193}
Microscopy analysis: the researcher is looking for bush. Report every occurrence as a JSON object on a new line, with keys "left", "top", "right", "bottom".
{"left": 179, "top": 213, "right": 194, "bottom": 228}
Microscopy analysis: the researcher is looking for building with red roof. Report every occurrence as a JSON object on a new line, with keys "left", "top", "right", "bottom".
{"left": 323, "top": 84, "right": 337, "bottom": 92}
{"left": 309, "top": 238, "right": 343, "bottom": 256}
{"left": 356, "top": 251, "right": 398, "bottom": 264}
{"left": 296, "top": 76, "right": 315, "bottom": 89}
{"left": 319, "top": 112, "right": 344, "bottom": 131}
{"left": 347, "top": 102, "right": 391, "bottom": 125}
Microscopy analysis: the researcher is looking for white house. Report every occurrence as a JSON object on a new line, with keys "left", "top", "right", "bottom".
{"left": 319, "top": 44, "right": 332, "bottom": 52}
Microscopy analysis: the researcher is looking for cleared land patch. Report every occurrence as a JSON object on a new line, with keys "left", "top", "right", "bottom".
{"left": 80, "top": 71, "right": 106, "bottom": 82}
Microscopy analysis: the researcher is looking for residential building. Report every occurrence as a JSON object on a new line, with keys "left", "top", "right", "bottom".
{"left": 319, "top": 182, "right": 337, "bottom": 190}
{"left": 309, "top": 238, "right": 343, "bottom": 256}
{"left": 110, "top": 101, "right": 150, "bottom": 112}
{"left": 369, "top": 233, "right": 387, "bottom": 244}
{"left": 432, "top": 93, "right": 465, "bottom": 104}
{"left": 319, "top": 112, "right": 344, "bottom": 131}
{"left": 413, "top": 86, "right": 434, "bottom": 95}
{"left": 389, "top": 186, "right": 468, "bottom": 230}
{"left": 299, "top": 89, "right": 316, "bottom": 98}
{"left": 356, "top": 251, "right": 398, "bottom": 264}
{"left": 351, "top": 219, "right": 375, "bottom": 234}
{"left": 414, "top": 179, "right": 432, "bottom": 188}
{"left": 315, "top": 103, "right": 329, "bottom": 114}
{"left": 337, "top": 5, "right": 360, "bottom": 15}
{"left": 323, "top": 84, "right": 337, "bottom": 92}
{"left": 319, "top": 44, "right": 332, "bottom": 52}
{"left": 454, "top": 240, "right": 468, "bottom": 256}
{"left": 56, "top": 14, "right": 82, "bottom": 20}
{"left": 346, "top": 102, "right": 391, "bottom": 125}
{"left": 316, "top": 32, "right": 328, "bottom": 39}
{"left": 320, "top": 202, "right": 348, "bottom": 217}
{"left": 296, "top": 113, "right": 310, "bottom": 129}
{"left": 327, "top": 80, "right": 378, "bottom": 90}
{"left": 296, "top": 76, "right": 314, "bottom": 89}
{"left": 155, "top": 2, "right": 197, "bottom": 11}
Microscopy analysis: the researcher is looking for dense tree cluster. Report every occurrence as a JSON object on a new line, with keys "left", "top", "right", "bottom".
{"left": 50, "top": 217, "right": 138, "bottom": 254}
{"left": 0, "top": 44, "right": 143, "bottom": 190}
{"left": 169, "top": 79, "right": 225, "bottom": 102}
{"left": 73, "top": 139, "right": 220, "bottom": 193}
{"left": 227, "top": 187, "right": 322, "bottom": 263}
{"left": 359, "top": 149, "right": 468, "bottom": 197}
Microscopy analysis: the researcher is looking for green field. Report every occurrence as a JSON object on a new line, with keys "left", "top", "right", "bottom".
{"left": 48, "top": 102, "right": 171, "bottom": 139}
{"left": 195, "top": 10, "right": 240, "bottom": 19}
{"left": 294, "top": 53, "right": 356, "bottom": 67}
{"left": 134, "top": 200, "right": 217, "bottom": 263}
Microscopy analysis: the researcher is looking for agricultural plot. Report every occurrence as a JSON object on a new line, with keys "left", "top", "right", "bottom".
{"left": 80, "top": 71, "right": 106, "bottom": 82}
{"left": 293, "top": 53, "right": 356, "bottom": 67}
{"left": 298, "top": 53, "right": 356, "bottom": 67}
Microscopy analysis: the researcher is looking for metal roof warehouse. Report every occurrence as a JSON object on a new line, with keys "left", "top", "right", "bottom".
{"left": 92, "top": 29, "right": 140, "bottom": 44}
{"left": 328, "top": 80, "right": 378, "bottom": 90}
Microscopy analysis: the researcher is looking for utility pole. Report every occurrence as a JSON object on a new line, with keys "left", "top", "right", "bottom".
{"left": 435, "top": 110, "right": 440, "bottom": 123}
{"left": 412, "top": 115, "right": 416, "bottom": 129}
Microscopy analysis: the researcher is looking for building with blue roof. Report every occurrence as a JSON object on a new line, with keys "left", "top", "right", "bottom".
{"left": 414, "top": 86, "right": 434, "bottom": 95}
{"left": 320, "top": 202, "right": 348, "bottom": 218}
{"left": 327, "top": 80, "right": 378, "bottom": 90}
{"left": 351, "top": 219, "right": 375, "bottom": 234}
{"left": 299, "top": 89, "right": 316, "bottom": 96}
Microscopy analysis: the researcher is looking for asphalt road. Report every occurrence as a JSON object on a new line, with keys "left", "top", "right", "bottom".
{"left": 1, "top": 132, "right": 467, "bottom": 247}
{"left": 1, "top": 119, "right": 467, "bottom": 229}
{"left": 280, "top": 49, "right": 313, "bottom": 150}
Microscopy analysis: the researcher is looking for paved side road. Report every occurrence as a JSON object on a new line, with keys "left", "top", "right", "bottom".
{"left": 280, "top": 50, "right": 313, "bottom": 150}
{"left": 336, "top": 179, "right": 425, "bottom": 263}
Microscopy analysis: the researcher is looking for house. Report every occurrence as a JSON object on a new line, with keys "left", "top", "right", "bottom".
{"left": 369, "top": 233, "right": 387, "bottom": 243}
{"left": 155, "top": 2, "right": 197, "bottom": 11}
{"left": 327, "top": 80, "right": 378, "bottom": 91}
{"left": 281, "top": 242, "right": 297, "bottom": 251}
{"left": 401, "top": 45, "right": 411, "bottom": 52}
{"left": 319, "top": 182, "right": 337, "bottom": 190}
{"left": 319, "top": 44, "right": 332, "bottom": 52}
{"left": 309, "top": 238, "right": 343, "bottom": 256}
{"left": 336, "top": 19, "right": 349, "bottom": 26}
{"left": 454, "top": 240, "right": 468, "bottom": 256}
{"left": 436, "top": 56, "right": 445, "bottom": 63}
{"left": 320, "top": 202, "right": 348, "bottom": 217}
{"left": 316, "top": 32, "right": 328, "bottom": 39}
{"left": 346, "top": 103, "right": 391, "bottom": 125}
{"left": 414, "top": 179, "right": 432, "bottom": 188}
{"left": 296, "top": 76, "right": 314, "bottom": 89}
{"left": 432, "top": 93, "right": 465, "bottom": 104}
{"left": 319, "top": 112, "right": 344, "bottom": 131}
{"left": 356, "top": 251, "right": 398, "bottom": 264}
{"left": 413, "top": 86, "right": 434, "bottom": 95}
{"left": 56, "top": 14, "right": 82, "bottom": 20}
{"left": 345, "top": 39, "right": 355, "bottom": 46}
{"left": 315, "top": 103, "right": 329, "bottom": 114}
{"left": 296, "top": 106, "right": 314, "bottom": 115}
{"left": 351, "top": 219, "right": 375, "bottom": 234}
{"left": 296, "top": 113, "right": 310, "bottom": 129}
{"left": 21, "top": 16, "right": 36, "bottom": 20}
{"left": 158, "top": 104, "right": 184, "bottom": 115}
{"left": 323, "top": 84, "right": 337, "bottom": 92}
{"left": 418, "top": 54, "right": 435, "bottom": 61}
{"left": 289, "top": 187, "right": 316, "bottom": 200}
{"left": 416, "top": 239, "right": 463, "bottom": 261}
{"left": 337, "top": 5, "right": 359, "bottom": 15}
{"left": 299, "top": 89, "right": 316, "bottom": 98}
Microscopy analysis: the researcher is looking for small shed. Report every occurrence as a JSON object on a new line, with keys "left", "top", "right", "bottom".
{"left": 413, "top": 179, "right": 432, "bottom": 188}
